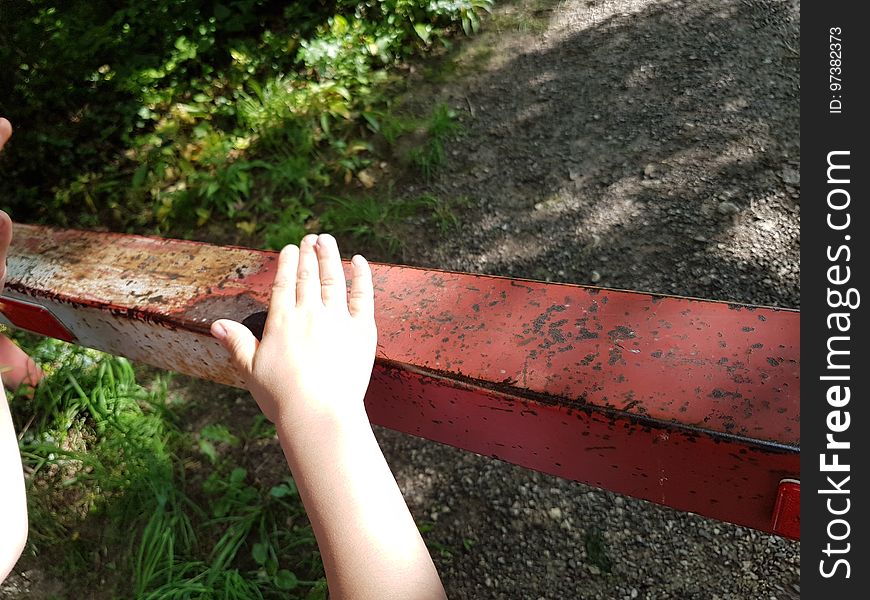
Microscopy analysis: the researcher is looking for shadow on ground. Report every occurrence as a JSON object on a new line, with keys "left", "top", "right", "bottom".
{"left": 390, "top": 0, "right": 799, "bottom": 309}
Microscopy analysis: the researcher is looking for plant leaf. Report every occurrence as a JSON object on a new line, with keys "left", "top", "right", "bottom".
{"left": 252, "top": 542, "right": 268, "bottom": 565}
{"left": 414, "top": 23, "right": 431, "bottom": 44}
{"left": 275, "top": 569, "right": 298, "bottom": 590}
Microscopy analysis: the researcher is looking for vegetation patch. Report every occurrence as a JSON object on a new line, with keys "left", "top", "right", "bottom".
{"left": 0, "top": 0, "right": 491, "bottom": 251}
{"left": 7, "top": 331, "right": 325, "bottom": 598}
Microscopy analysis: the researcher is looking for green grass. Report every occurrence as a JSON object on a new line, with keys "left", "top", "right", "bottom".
{"left": 318, "top": 191, "right": 466, "bottom": 255}
{"left": 408, "top": 104, "right": 462, "bottom": 180}
{"left": 489, "top": 0, "right": 553, "bottom": 34}
{"left": 420, "top": 193, "right": 469, "bottom": 233}
{"left": 7, "top": 331, "right": 325, "bottom": 598}
{"left": 320, "top": 192, "right": 424, "bottom": 255}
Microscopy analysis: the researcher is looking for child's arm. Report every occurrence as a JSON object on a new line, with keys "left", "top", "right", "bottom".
{"left": 0, "top": 385, "right": 28, "bottom": 583}
{"left": 212, "top": 234, "right": 446, "bottom": 599}
{"left": 0, "top": 200, "right": 29, "bottom": 583}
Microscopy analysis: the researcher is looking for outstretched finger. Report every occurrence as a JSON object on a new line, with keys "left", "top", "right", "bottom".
{"left": 266, "top": 244, "right": 299, "bottom": 332}
{"left": 296, "top": 234, "right": 320, "bottom": 307}
{"left": 315, "top": 234, "right": 347, "bottom": 309}
{"left": 0, "top": 210, "right": 11, "bottom": 249}
{"left": 348, "top": 254, "right": 374, "bottom": 319}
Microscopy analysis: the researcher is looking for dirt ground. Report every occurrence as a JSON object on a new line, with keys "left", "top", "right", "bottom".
{"left": 375, "top": 0, "right": 801, "bottom": 598}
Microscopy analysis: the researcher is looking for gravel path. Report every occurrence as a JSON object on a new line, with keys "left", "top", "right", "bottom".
{"left": 376, "top": 0, "right": 801, "bottom": 598}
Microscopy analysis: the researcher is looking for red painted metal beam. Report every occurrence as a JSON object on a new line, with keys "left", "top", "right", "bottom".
{"left": 1, "top": 224, "right": 800, "bottom": 538}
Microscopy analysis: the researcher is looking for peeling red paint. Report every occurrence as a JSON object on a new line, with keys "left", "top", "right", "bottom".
{"left": 0, "top": 297, "right": 76, "bottom": 342}
{"left": 2, "top": 224, "right": 800, "bottom": 537}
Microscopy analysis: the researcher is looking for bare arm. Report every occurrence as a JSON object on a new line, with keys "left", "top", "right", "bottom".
{"left": 212, "top": 234, "right": 446, "bottom": 599}
{"left": 0, "top": 385, "right": 28, "bottom": 583}
{"left": 0, "top": 157, "right": 29, "bottom": 584}
{"left": 1, "top": 120, "right": 30, "bottom": 583}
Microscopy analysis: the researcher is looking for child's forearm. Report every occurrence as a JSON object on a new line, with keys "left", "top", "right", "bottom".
{"left": 0, "top": 390, "right": 28, "bottom": 583}
{"left": 277, "top": 410, "right": 446, "bottom": 600}
{"left": 212, "top": 235, "right": 445, "bottom": 598}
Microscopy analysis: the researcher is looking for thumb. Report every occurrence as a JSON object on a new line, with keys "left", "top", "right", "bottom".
{"left": 211, "top": 319, "right": 258, "bottom": 375}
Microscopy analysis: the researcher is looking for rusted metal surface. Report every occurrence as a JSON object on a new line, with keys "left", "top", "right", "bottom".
{"left": 2, "top": 224, "right": 800, "bottom": 536}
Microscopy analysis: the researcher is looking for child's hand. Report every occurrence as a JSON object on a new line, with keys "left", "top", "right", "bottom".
{"left": 214, "top": 235, "right": 443, "bottom": 599}
{"left": 211, "top": 234, "right": 377, "bottom": 430}
{"left": 1, "top": 118, "right": 12, "bottom": 289}
{"left": 0, "top": 211, "right": 11, "bottom": 293}
{"left": 2, "top": 118, "right": 15, "bottom": 290}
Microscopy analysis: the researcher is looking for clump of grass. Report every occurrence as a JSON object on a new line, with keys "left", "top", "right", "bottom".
{"left": 7, "top": 331, "right": 325, "bottom": 598}
{"left": 261, "top": 199, "right": 313, "bottom": 251}
{"left": 319, "top": 191, "right": 466, "bottom": 255}
{"left": 409, "top": 104, "right": 462, "bottom": 180}
{"left": 320, "top": 193, "right": 421, "bottom": 255}
{"left": 584, "top": 529, "right": 614, "bottom": 573}
{"left": 490, "top": 0, "right": 553, "bottom": 34}
{"left": 419, "top": 194, "right": 471, "bottom": 233}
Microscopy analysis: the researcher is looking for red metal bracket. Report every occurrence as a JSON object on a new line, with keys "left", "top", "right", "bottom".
{"left": 771, "top": 479, "right": 800, "bottom": 540}
{"left": 3, "top": 224, "right": 800, "bottom": 537}
{"left": 0, "top": 296, "right": 76, "bottom": 343}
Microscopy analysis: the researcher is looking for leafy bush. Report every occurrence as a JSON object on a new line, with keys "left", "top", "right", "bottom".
{"left": 0, "top": 0, "right": 492, "bottom": 242}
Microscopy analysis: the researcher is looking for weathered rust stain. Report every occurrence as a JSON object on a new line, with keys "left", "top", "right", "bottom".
{"left": 8, "top": 224, "right": 273, "bottom": 318}
{"left": 184, "top": 294, "right": 268, "bottom": 329}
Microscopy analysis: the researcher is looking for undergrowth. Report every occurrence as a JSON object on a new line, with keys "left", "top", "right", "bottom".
{"left": 408, "top": 103, "right": 461, "bottom": 180}
{"left": 319, "top": 189, "right": 466, "bottom": 254}
{"left": 7, "top": 331, "right": 325, "bottom": 598}
{"left": 0, "top": 0, "right": 490, "bottom": 249}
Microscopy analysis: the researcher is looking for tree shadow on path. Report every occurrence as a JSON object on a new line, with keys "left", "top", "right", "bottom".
{"left": 398, "top": 0, "right": 800, "bottom": 308}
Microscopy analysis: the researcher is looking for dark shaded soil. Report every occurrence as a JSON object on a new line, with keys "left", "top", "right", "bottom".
{"left": 396, "top": 0, "right": 800, "bottom": 310}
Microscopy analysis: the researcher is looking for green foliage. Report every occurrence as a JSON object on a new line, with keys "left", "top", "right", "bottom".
{"left": 409, "top": 103, "right": 461, "bottom": 179}
{"left": 420, "top": 193, "right": 469, "bottom": 233}
{"left": 8, "top": 333, "right": 323, "bottom": 597}
{"left": 0, "top": 0, "right": 491, "bottom": 244}
{"left": 321, "top": 195, "right": 408, "bottom": 254}
{"left": 198, "top": 423, "right": 240, "bottom": 464}
{"left": 313, "top": 188, "right": 465, "bottom": 254}
{"left": 262, "top": 199, "right": 314, "bottom": 251}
